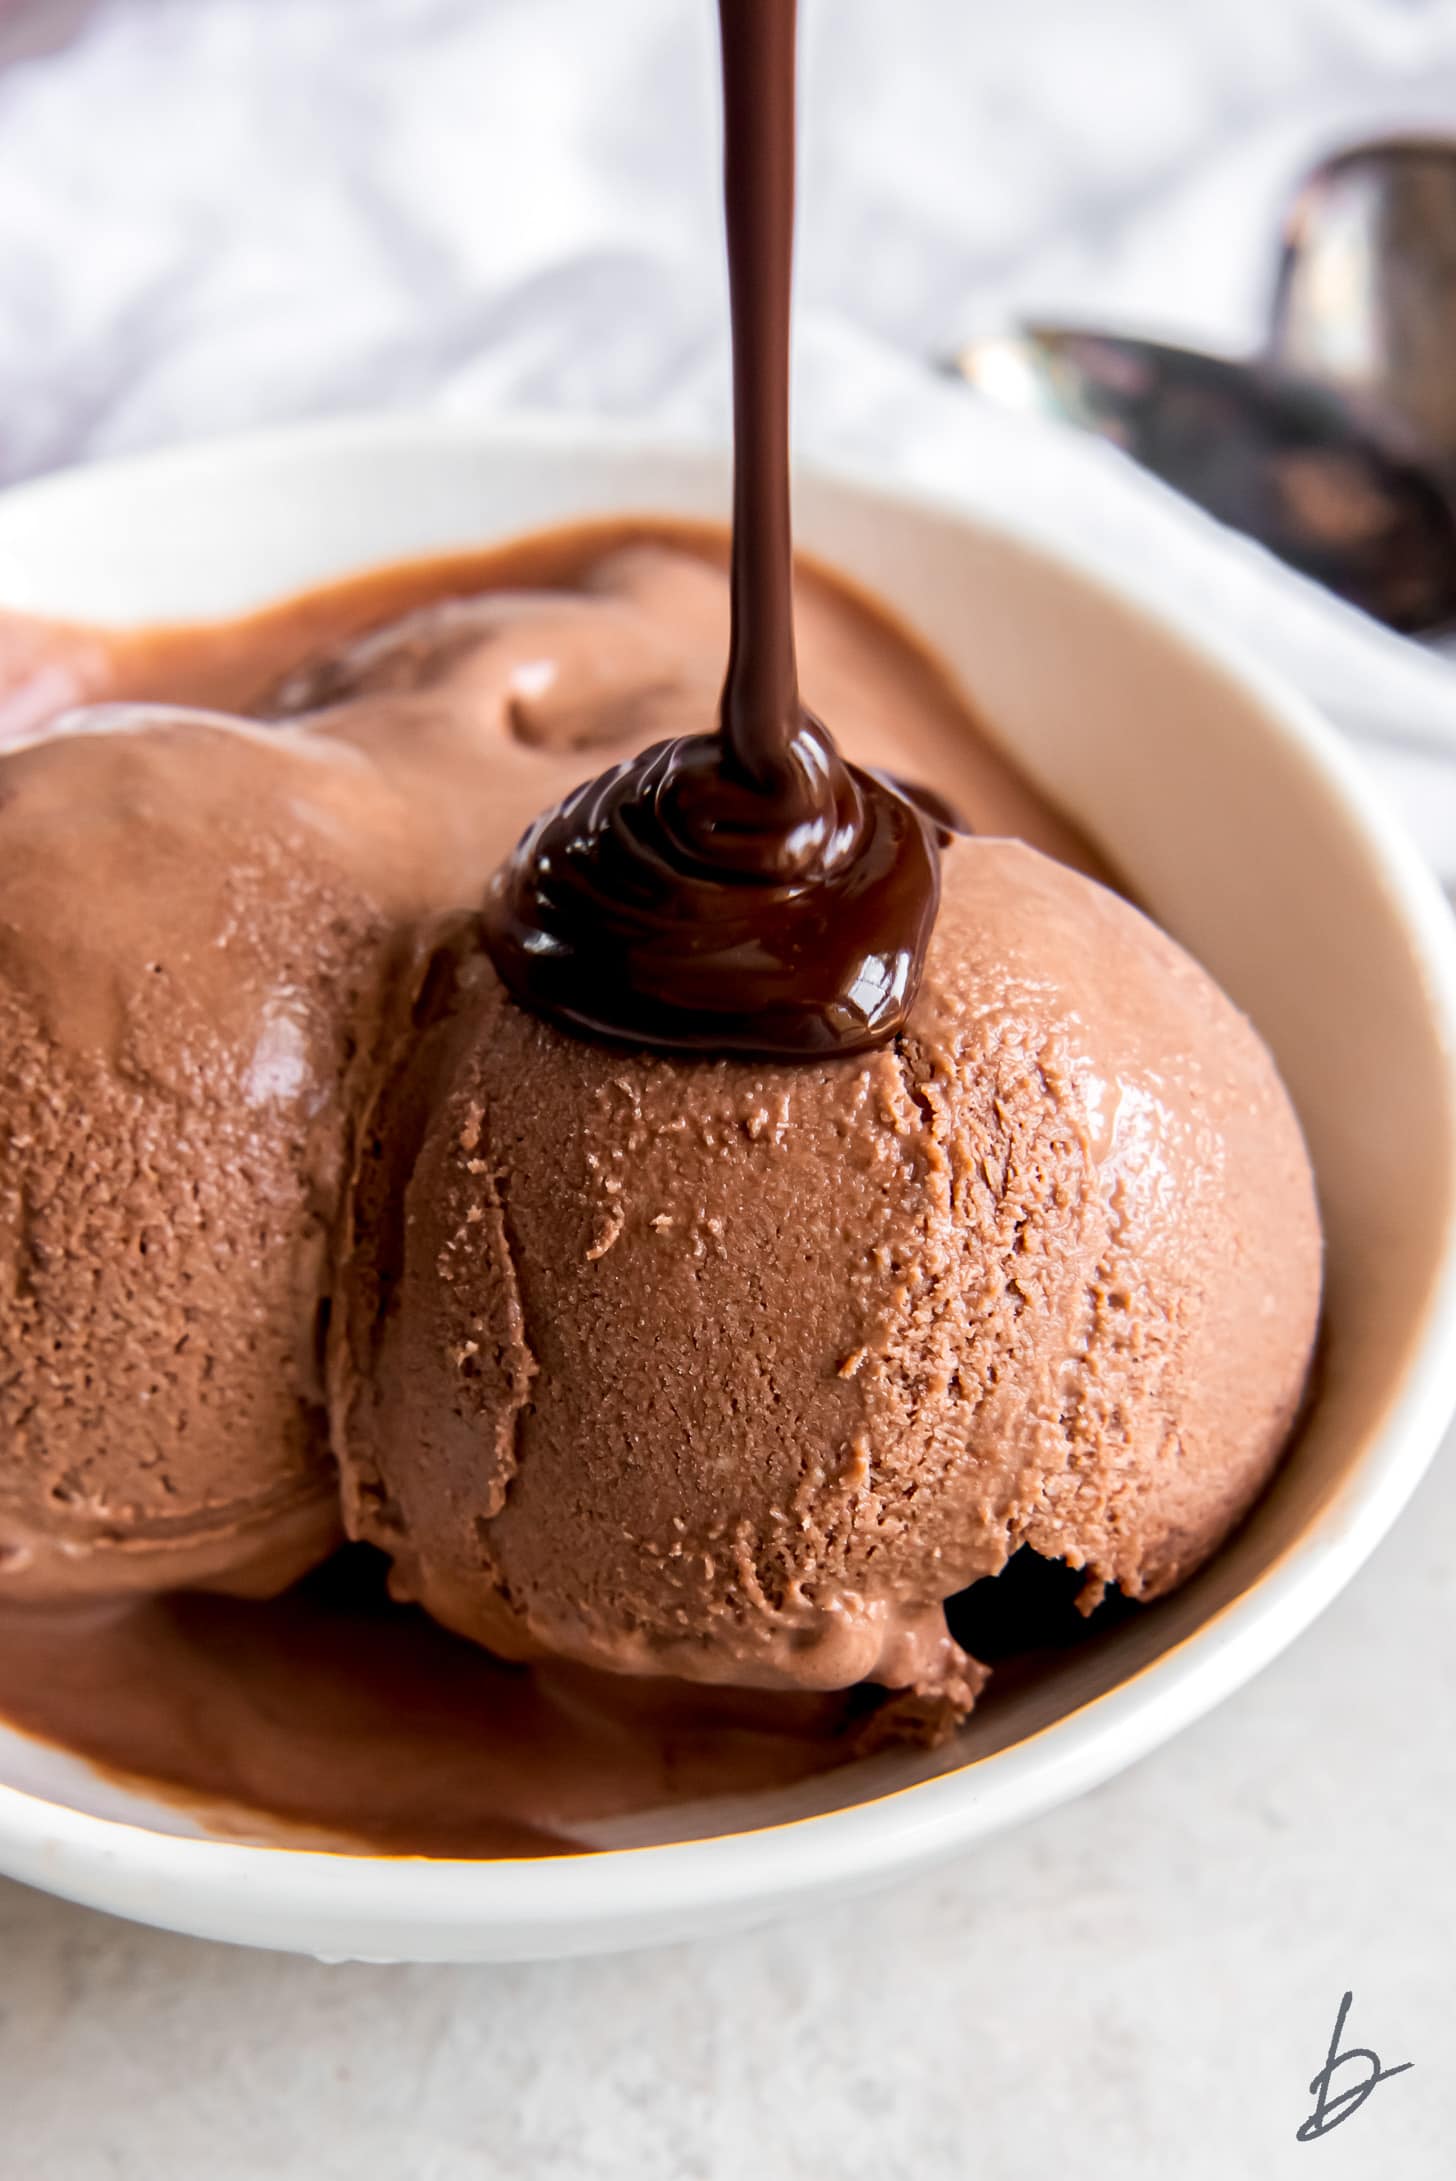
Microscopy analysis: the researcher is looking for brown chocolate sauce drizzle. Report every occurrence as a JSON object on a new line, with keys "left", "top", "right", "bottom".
{"left": 481, "top": 0, "right": 945, "bottom": 1059}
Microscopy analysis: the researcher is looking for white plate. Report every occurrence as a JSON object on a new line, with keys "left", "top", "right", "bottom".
{"left": 1, "top": 414, "right": 1454, "bottom": 1961}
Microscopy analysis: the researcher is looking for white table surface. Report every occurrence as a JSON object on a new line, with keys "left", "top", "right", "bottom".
{"left": 2, "top": 4, "right": 1455, "bottom": 2175}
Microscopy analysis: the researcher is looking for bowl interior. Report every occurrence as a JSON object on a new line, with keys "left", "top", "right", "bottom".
{"left": 0, "top": 422, "right": 1452, "bottom": 1880}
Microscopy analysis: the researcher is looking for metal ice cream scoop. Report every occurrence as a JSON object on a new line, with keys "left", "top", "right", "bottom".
{"left": 947, "top": 138, "right": 1456, "bottom": 634}
{"left": 1271, "top": 137, "right": 1456, "bottom": 474}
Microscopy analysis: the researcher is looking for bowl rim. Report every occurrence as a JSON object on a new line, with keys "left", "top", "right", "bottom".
{"left": 2, "top": 409, "right": 1455, "bottom": 1951}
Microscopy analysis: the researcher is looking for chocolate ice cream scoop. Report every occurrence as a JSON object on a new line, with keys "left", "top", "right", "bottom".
{"left": 266, "top": 587, "right": 704, "bottom": 755}
{"left": 0, "top": 707, "right": 436, "bottom": 1601}
{"left": 331, "top": 837, "right": 1320, "bottom": 1717}
{"left": 262, "top": 535, "right": 1098, "bottom": 894}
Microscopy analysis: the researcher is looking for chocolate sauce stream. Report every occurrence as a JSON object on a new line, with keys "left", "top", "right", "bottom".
{"left": 719, "top": 0, "right": 801, "bottom": 802}
{"left": 481, "top": 0, "right": 946, "bottom": 1059}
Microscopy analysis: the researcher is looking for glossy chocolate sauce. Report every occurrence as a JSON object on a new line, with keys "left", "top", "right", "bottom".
{"left": 481, "top": 0, "right": 944, "bottom": 1058}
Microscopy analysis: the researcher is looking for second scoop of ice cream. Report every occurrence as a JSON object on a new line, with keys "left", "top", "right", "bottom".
{"left": 0, "top": 708, "right": 437, "bottom": 1601}
{"left": 332, "top": 836, "right": 1321, "bottom": 1710}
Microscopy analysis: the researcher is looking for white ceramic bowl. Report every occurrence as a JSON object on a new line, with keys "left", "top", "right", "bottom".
{"left": 0, "top": 416, "right": 1454, "bottom": 1962}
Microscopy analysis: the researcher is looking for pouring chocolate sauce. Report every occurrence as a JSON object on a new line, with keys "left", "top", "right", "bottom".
{"left": 482, "top": 0, "right": 945, "bottom": 1059}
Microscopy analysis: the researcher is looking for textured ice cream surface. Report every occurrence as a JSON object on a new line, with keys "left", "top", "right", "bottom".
{"left": 332, "top": 837, "right": 1321, "bottom": 1713}
{"left": 0, "top": 707, "right": 436, "bottom": 1600}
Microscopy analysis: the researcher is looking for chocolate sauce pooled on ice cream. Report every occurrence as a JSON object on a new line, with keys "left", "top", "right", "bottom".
{"left": 483, "top": 0, "right": 944, "bottom": 1058}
